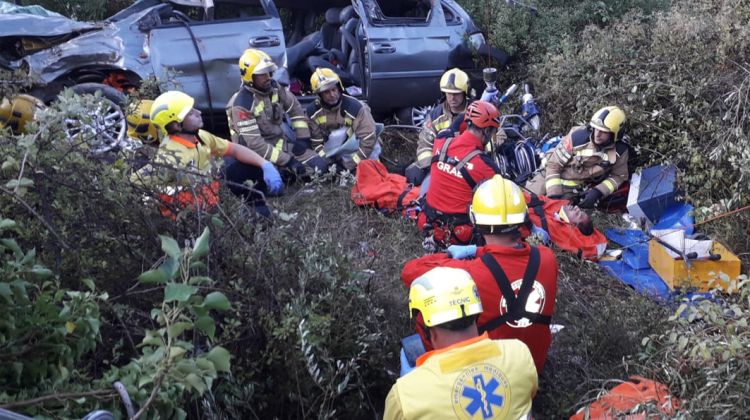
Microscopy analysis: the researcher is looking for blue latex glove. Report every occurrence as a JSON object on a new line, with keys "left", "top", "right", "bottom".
{"left": 400, "top": 348, "right": 416, "bottom": 377}
{"left": 531, "top": 225, "right": 551, "bottom": 244}
{"left": 261, "top": 161, "right": 283, "bottom": 194}
{"left": 446, "top": 244, "right": 477, "bottom": 259}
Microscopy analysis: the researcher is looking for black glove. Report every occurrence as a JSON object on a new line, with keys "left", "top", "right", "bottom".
{"left": 292, "top": 137, "right": 311, "bottom": 155}
{"left": 547, "top": 194, "right": 564, "bottom": 199}
{"left": 578, "top": 189, "right": 603, "bottom": 209}
{"left": 287, "top": 157, "right": 307, "bottom": 176}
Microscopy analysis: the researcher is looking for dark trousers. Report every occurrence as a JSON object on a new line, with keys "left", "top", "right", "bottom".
{"left": 222, "top": 157, "right": 270, "bottom": 217}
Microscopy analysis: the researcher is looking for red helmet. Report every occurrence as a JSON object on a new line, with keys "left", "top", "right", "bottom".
{"left": 464, "top": 101, "right": 500, "bottom": 128}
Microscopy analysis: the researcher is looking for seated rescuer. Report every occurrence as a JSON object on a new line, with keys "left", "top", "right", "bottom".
{"left": 225, "top": 49, "right": 329, "bottom": 180}
{"left": 418, "top": 101, "right": 505, "bottom": 251}
{"left": 131, "top": 91, "right": 282, "bottom": 218}
{"left": 384, "top": 266, "right": 538, "bottom": 420}
{"left": 405, "top": 68, "right": 471, "bottom": 185}
{"left": 308, "top": 67, "right": 381, "bottom": 172}
{"left": 526, "top": 106, "right": 629, "bottom": 209}
{"left": 404, "top": 176, "right": 559, "bottom": 373}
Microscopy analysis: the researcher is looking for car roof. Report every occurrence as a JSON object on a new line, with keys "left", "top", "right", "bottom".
{"left": 165, "top": 0, "right": 352, "bottom": 11}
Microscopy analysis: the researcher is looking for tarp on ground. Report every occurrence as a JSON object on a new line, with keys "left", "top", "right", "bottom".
{"left": 601, "top": 228, "right": 671, "bottom": 300}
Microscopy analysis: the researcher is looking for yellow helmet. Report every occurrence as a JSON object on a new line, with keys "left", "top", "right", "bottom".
{"left": 0, "top": 94, "right": 44, "bottom": 134}
{"left": 150, "top": 91, "right": 194, "bottom": 131}
{"left": 470, "top": 175, "right": 527, "bottom": 233}
{"left": 589, "top": 106, "right": 626, "bottom": 140}
{"left": 239, "top": 49, "right": 278, "bottom": 84}
{"left": 409, "top": 267, "right": 483, "bottom": 327}
{"left": 126, "top": 99, "right": 159, "bottom": 144}
{"left": 439, "top": 68, "right": 469, "bottom": 94}
{"left": 310, "top": 67, "right": 343, "bottom": 94}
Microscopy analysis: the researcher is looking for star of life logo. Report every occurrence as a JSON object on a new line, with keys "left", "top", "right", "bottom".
{"left": 452, "top": 364, "right": 511, "bottom": 419}
{"left": 499, "top": 279, "right": 546, "bottom": 328}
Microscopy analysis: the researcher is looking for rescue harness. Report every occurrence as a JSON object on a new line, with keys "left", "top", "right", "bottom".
{"left": 430, "top": 135, "right": 483, "bottom": 188}
{"left": 478, "top": 246, "right": 551, "bottom": 334}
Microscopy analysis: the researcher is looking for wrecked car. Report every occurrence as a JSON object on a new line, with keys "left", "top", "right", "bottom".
{"left": 1, "top": 0, "right": 507, "bottom": 133}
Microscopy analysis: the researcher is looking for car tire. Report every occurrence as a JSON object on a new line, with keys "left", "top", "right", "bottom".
{"left": 395, "top": 104, "right": 435, "bottom": 128}
{"left": 67, "top": 83, "right": 128, "bottom": 154}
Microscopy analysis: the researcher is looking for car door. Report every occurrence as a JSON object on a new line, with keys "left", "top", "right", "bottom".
{"left": 355, "top": 0, "right": 465, "bottom": 113}
{"left": 148, "top": 0, "right": 286, "bottom": 121}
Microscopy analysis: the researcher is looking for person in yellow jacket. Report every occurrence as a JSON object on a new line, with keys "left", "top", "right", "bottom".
{"left": 384, "top": 267, "right": 538, "bottom": 420}
{"left": 307, "top": 67, "right": 381, "bottom": 172}
{"left": 526, "top": 106, "right": 629, "bottom": 209}
{"left": 225, "top": 49, "right": 329, "bottom": 179}
{"left": 132, "top": 91, "right": 282, "bottom": 218}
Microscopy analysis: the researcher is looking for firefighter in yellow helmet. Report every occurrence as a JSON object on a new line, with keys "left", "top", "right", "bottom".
{"left": 132, "top": 90, "right": 282, "bottom": 219}
{"left": 308, "top": 67, "right": 381, "bottom": 172}
{"left": 126, "top": 99, "right": 160, "bottom": 145}
{"left": 404, "top": 68, "right": 471, "bottom": 185}
{"left": 384, "top": 266, "right": 538, "bottom": 420}
{"left": 0, "top": 94, "right": 44, "bottom": 134}
{"left": 526, "top": 106, "right": 630, "bottom": 208}
{"left": 405, "top": 68, "right": 506, "bottom": 185}
{"left": 225, "top": 49, "right": 328, "bottom": 181}
{"left": 403, "top": 175, "right": 559, "bottom": 374}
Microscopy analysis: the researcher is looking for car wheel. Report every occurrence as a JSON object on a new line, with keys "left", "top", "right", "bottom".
{"left": 395, "top": 104, "right": 435, "bottom": 128}
{"left": 66, "top": 83, "right": 128, "bottom": 154}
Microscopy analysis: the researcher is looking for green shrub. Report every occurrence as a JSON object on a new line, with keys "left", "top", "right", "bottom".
{"left": 0, "top": 218, "right": 103, "bottom": 389}
{"left": 0, "top": 87, "right": 231, "bottom": 417}
{"left": 634, "top": 277, "right": 750, "bottom": 417}
{"left": 526, "top": 0, "right": 750, "bottom": 208}
{"left": 200, "top": 177, "right": 420, "bottom": 418}
{"left": 15, "top": 0, "right": 134, "bottom": 21}
{"left": 458, "top": 0, "right": 669, "bottom": 60}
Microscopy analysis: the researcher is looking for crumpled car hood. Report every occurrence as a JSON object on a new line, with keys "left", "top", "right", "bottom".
{"left": 0, "top": 13, "right": 101, "bottom": 38}
{"left": 6, "top": 7, "right": 155, "bottom": 85}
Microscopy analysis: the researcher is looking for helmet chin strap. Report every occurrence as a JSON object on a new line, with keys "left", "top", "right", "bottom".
{"left": 181, "top": 126, "right": 200, "bottom": 136}
{"left": 320, "top": 89, "right": 343, "bottom": 109}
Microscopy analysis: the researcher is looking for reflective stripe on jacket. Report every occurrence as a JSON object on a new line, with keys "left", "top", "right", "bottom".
{"left": 543, "top": 126, "right": 629, "bottom": 198}
{"left": 226, "top": 82, "right": 309, "bottom": 166}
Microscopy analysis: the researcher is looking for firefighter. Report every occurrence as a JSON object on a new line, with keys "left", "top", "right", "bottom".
{"left": 404, "top": 68, "right": 507, "bottom": 186}
{"left": 384, "top": 266, "right": 537, "bottom": 420}
{"left": 403, "top": 176, "right": 559, "bottom": 373}
{"left": 526, "top": 106, "right": 629, "bottom": 209}
{"left": 0, "top": 94, "right": 44, "bottom": 134}
{"left": 131, "top": 91, "right": 282, "bottom": 218}
{"left": 405, "top": 68, "right": 471, "bottom": 185}
{"left": 418, "top": 100, "right": 504, "bottom": 251}
{"left": 225, "top": 49, "right": 328, "bottom": 180}
{"left": 308, "top": 67, "right": 381, "bottom": 172}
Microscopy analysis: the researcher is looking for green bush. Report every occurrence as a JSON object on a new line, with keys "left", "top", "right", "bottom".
{"left": 0, "top": 218, "right": 103, "bottom": 389}
{"left": 0, "top": 87, "right": 233, "bottom": 417}
{"left": 528, "top": 0, "right": 750, "bottom": 208}
{"left": 199, "top": 177, "right": 420, "bottom": 418}
{"left": 458, "top": 0, "right": 669, "bottom": 60}
{"left": 16, "top": 0, "right": 135, "bottom": 21}
{"left": 635, "top": 277, "right": 750, "bottom": 417}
